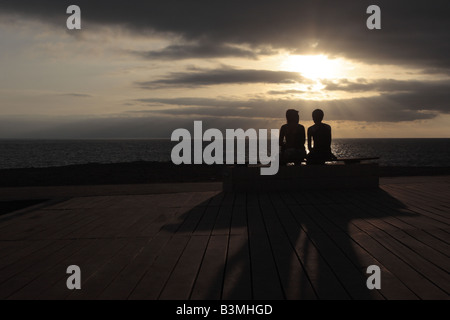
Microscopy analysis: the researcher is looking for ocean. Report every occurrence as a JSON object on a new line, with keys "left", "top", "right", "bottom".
{"left": 0, "top": 139, "right": 449, "bottom": 169}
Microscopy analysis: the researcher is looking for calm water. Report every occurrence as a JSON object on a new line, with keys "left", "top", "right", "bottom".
{"left": 0, "top": 139, "right": 449, "bottom": 169}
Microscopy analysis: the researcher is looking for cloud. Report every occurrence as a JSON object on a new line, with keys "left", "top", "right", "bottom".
{"left": 0, "top": 114, "right": 279, "bottom": 139}
{"left": 129, "top": 43, "right": 276, "bottom": 60}
{"left": 59, "top": 93, "right": 93, "bottom": 98}
{"left": 322, "top": 79, "right": 450, "bottom": 93}
{"left": 135, "top": 78, "right": 450, "bottom": 119}
{"left": 1, "top": 1, "right": 449, "bottom": 72}
{"left": 136, "top": 67, "right": 309, "bottom": 88}
{"left": 319, "top": 78, "right": 450, "bottom": 115}
{"left": 268, "top": 89, "right": 305, "bottom": 95}
{"left": 134, "top": 87, "right": 449, "bottom": 122}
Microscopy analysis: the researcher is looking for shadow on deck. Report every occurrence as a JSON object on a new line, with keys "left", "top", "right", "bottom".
{"left": 160, "top": 187, "right": 428, "bottom": 300}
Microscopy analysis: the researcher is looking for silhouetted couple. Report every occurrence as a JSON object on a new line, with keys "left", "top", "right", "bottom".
{"left": 279, "top": 109, "right": 336, "bottom": 165}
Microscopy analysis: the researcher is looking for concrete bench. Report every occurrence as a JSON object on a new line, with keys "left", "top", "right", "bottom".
{"left": 223, "top": 163, "right": 379, "bottom": 192}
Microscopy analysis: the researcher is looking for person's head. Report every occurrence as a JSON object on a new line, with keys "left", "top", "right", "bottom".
{"left": 286, "top": 109, "right": 299, "bottom": 125}
{"left": 312, "top": 109, "right": 324, "bottom": 124}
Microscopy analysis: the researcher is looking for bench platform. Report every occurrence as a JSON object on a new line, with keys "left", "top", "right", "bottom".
{"left": 332, "top": 157, "right": 380, "bottom": 165}
{"left": 223, "top": 163, "right": 379, "bottom": 192}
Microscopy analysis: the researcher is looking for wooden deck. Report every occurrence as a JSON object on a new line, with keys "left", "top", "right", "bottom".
{"left": 0, "top": 176, "right": 449, "bottom": 300}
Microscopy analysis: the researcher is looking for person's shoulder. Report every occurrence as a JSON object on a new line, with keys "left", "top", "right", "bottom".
{"left": 321, "top": 123, "right": 331, "bottom": 129}
{"left": 297, "top": 124, "right": 305, "bottom": 130}
{"left": 308, "top": 124, "right": 317, "bottom": 130}
{"left": 280, "top": 124, "right": 288, "bottom": 131}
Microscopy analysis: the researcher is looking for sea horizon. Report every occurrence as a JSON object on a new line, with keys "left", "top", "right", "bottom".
{"left": 1, "top": 138, "right": 449, "bottom": 170}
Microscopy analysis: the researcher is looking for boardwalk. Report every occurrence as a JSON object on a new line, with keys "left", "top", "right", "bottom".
{"left": 0, "top": 176, "right": 449, "bottom": 300}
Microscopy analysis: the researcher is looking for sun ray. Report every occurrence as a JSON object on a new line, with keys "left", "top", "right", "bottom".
{"left": 280, "top": 54, "right": 345, "bottom": 80}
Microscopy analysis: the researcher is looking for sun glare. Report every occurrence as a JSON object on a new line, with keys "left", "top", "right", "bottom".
{"left": 280, "top": 54, "right": 344, "bottom": 80}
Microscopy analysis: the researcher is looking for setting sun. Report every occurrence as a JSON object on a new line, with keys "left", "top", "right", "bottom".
{"left": 280, "top": 54, "right": 345, "bottom": 80}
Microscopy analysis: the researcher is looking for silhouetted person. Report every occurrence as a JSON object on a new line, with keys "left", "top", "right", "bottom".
{"left": 307, "top": 109, "right": 336, "bottom": 165}
{"left": 279, "top": 109, "right": 306, "bottom": 165}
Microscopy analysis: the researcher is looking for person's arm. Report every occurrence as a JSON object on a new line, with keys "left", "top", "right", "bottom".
{"left": 307, "top": 127, "right": 313, "bottom": 152}
{"left": 327, "top": 125, "right": 332, "bottom": 148}
{"left": 328, "top": 125, "right": 336, "bottom": 159}
{"left": 279, "top": 125, "right": 286, "bottom": 150}
{"left": 300, "top": 125, "right": 306, "bottom": 150}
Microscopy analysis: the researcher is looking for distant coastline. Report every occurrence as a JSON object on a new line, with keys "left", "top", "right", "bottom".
{"left": 1, "top": 161, "right": 449, "bottom": 188}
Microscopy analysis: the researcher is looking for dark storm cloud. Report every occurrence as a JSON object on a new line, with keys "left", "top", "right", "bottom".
{"left": 1, "top": 1, "right": 449, "bottom": 71}
{"left": 136, "top": 67, "right": 309, "bottom": 88}
{"left": 130, "top": 43, "right": 276, "bottom": 60}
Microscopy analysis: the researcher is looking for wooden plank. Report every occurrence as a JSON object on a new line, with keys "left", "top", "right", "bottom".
{"left": 278, "top": 200, "right": 350, "bottom": 299}
{"left": 338, "top": 204, "right": 448, "bottom": 299}
{"left": 367, "top": 198, "right": 448, "bottom": 232}
{"left": 262, "top": 194, "right": 316, "bottom": 299}
{"left": 0, "top": 239, "right": 80, "bottom": 299}
{"left": 369, "top": 231, "right": 450, "bottom": 295}
{"left": 194, "top": 206, "right": 220, "bottom": 236}
{"left": 423, "top": 228, "right": 450, "bottom": 245}
{"left": 298, "top": 203, "right": 382, "bottom": 300}
{"left": 33, "top": 210, "right": 101, "bottom": 240}
{"left": 67, "top": 238, "right": 148, "bottom": 300}
{"left": 117, "top": 207, "right": 178, "bottom": 238}
{"left": 174, "top": 206, "right": 206, "bottom": 235}
{"left": 293, "top": 190, "right": 417, "bottom": 299}
{"left": 383, "top": 229, "right": 450, "bottom": 271}
{"left": 128, "top": 235, "right": 190, "bottom": 300}
{"left": 212, "top": 205, "right": 233, "bottom": 236}
{"left": 182, "top": 191, "right": 219, "bottom": 208}
{"left": 390, "top": 182, "right": 450, "bottom": 206}
{"left": 311, "top": 202, "right": 418, "bottom": 300}
{"left": 384, "top": 182, "right": 450, "bottom": 212}
{"left": 159, "top": 236, "right": 210, "bottom": 300}
{"left": 40, "top": 209, "right": 110, "bottom": 240}
{"left": 221, "top": 192, "right": 235, "bottom": 207}
{"left": 247, "top": 200, "right": 284, "bottom": 300}
{"left": 7, "top": 239, "right": 94, "bottom": 300}
{"left": 404, "top": 228, "right": 450, "bottom": 258}
{"left": 190, "top": 235, "right": 229, "bottom": 300}
{"left": 208, "top": 192, "right": 224, "bottom": 207}
{"left": 234, "top": 192, "right": 246, "bottom": 206}
{"left": 97, "top": 235, "right": 171, "bottom": 300}
{"left": 84, "top": 208, "right": 145, "bottom": 239}
{"left": 0, "top": 240, "right": 52, "bottom": 271}
{"left": 345, "top": 200, "right": 450, "bottom": 271}
{"left": 0, "top": 207, "right": 78, "bottom": 237}
{"left": 222, "top": 235, "right": 252, "bottom": 300}
{"left": 329, "top": 232, "right": 417, "bottom": 300}
{"left": 0, "top": 240, "right": 71, "bottom": 286}
{"left": 229, "top": 204, "right": 247, "bottom": 236}
{"left": 382, "top": 185, "right": 450, "bottom": 225}
{"left": 138, "top": 206, "right": 187, "bottom": 237}
{"left": 38, "top": 238, "right": 126, "bottom": 300}
{"left": 64, "top": 239, "right": 128, "bottom": 300}
{"left": 100, "top": 208, "right": 150, "bottom": 238}
{"left": 246, "top": 192, "right": 259, "bottom": 207}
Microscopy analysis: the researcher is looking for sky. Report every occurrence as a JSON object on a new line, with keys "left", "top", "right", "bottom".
{"left": 0, "top": 0, "right": 449, "bottom": 139}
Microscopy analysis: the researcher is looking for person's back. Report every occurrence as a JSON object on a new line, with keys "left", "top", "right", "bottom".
{"left": 307, "top": 109, "right": 335, "bottom": 165}
{"left": 279, "top": 109, "right": 306, "bottom": 165}
{"left": 280, "top": 123, "right": 306, "bottom": 150}
{"left": 308, "top": 122, "right": 331, "bottom": 153}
